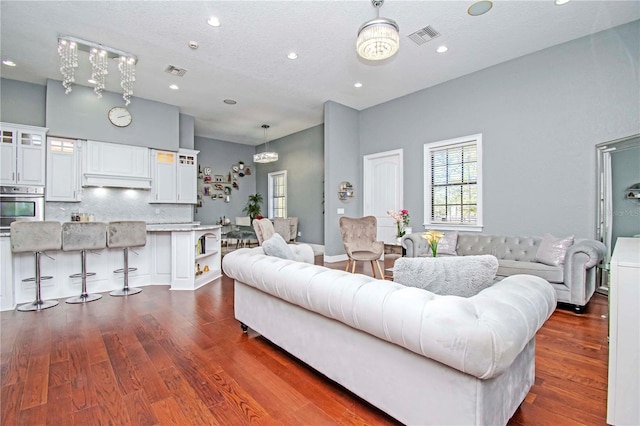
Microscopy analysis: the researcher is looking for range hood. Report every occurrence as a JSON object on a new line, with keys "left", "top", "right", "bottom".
{"left": 82, "top": 173, "right": 151, "bottom": 189}
{"left": 82, "top": 140, "right": 151, "bottom": 189}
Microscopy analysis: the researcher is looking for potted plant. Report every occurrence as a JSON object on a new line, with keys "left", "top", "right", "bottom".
{"left": 243, "top": 193, "right": 264, "bottom": 222}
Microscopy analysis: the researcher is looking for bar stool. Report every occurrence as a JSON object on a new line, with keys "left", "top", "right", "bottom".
{"left": 107, "top": 221, "right": 146, "bottom": 296}
{"left": 10, "top": 221, "right": 62, "bottom": 312}
{"left": 62, "top": 221, "right": 107, "bottom": 304}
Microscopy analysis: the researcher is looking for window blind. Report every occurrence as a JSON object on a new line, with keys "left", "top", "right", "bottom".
{"left": 430, "top": 142, "right": 478, "bottom": 224}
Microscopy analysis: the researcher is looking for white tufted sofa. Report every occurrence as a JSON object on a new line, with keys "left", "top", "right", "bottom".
{"left": 222, "top": 247, "right": 556, "bottom": 425}
{"left": 402, "top": 233, "right": 605, "bottom": 313}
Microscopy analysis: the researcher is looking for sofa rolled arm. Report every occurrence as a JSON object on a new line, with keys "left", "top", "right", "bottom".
{"left": 564, "top": 240, "right": 607, "bottom": 269}
{"left": 291, "top": 243, "right": 315, "bottom": 264}
{"left": 402, "top": 233, "right": 429, "bottom": 257}
{"left": 563, "top": 239, "right": 606, "bottom": 307}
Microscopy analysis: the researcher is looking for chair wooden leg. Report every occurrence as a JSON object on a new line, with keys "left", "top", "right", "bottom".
{"left": 375, "top": 260, "right": 385, "bottom": 280}
{"left": 345, "top": 259, "right": 351, "bottom": 272}
{"left": 351, "top": 260, "right": 357, "bottom": 273}
{"left": 370, "top": 261, "right": 377, "bottom": 278}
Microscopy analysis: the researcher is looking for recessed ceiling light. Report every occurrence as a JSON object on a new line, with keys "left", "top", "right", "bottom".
{"left": 223, "top": 99, "right": 237, "bottom": 105}
{"left": 287, "top": 52, "right": 298, "bottom": 60}
{"left": 88, "top": 79, "right": 97, "bottom": 84}
{"left": 207, "top": 16, "right": 221, "bottom": 27}
{"left": 169, "top": 84, "right": 179, "bottom": 90}
{"left": 555, "top": 0, "right": 570, "bottom": 5}
{"left": 436, "top": 45, "right": 448, "bottom": 53}
{"left": 2, "top": 59, "right": 16, "bottom": 67}
{"left": 467, "top": 0, "right": 493, "bottom": 16}
{"left": 354, "top": 82, "right": 363, "bottom": 88}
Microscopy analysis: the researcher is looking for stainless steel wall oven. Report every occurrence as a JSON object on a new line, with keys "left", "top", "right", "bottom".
{"left": 0, "top": 186, "right": 45, "bottom": 230}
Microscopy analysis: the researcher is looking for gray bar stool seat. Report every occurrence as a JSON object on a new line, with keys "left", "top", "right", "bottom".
{"left": 107, "top": 221, "right": 146, "bottom": 296}
{"left": 62, "top": 222, "right": 107, "bottom": 304}
{"left": 10, "top": 221, "right": 62, "bottom": 311}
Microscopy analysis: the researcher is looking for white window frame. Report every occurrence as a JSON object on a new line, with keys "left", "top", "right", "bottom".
{"left": 423, "top": 133, "right": 483, "bottom": 232}
{"left": 268, "top": 170, "right": 287, "bottom": 218}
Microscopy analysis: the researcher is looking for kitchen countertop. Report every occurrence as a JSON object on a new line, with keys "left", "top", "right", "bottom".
{"left": 1, "top": 223, "right": 221, "bottom": 237}
{"left": 146, "top": 223, "right": 221, "bottom": 232}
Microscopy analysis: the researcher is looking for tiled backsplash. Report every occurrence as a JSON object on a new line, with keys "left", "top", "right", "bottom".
{"left": 45, "top": 187, "right": 193, "bottom": 224}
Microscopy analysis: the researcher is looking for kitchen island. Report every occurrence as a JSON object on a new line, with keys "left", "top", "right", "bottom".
{"left": 0, "top": 223, "right": 221, "bottom": 311}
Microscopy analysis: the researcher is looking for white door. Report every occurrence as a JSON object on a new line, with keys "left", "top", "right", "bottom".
{"left": 363, "top": 149, "right": 403, "bottom": 244}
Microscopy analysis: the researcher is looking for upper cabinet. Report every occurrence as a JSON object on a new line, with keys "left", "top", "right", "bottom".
{"left": 150, "top": 150, "right": 177, "bottom": 203}
{"left": 177, "top": 150, "right": 197, "bottom": 204}
{"left": 46, "top": 137, "right": 81, "bottom": 202}
{"left": 83, "top": 140, "right": 151, "bottom": 189}
{"left": 0, "top": 123, "right": 47, "bottom": 186}
{"left": 150, "top": 149, "right": 198, "bottom": 204}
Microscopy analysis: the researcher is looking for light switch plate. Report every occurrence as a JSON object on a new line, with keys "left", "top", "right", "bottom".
{"left": 337, "top": 208, "right": 345, "bottom": 214}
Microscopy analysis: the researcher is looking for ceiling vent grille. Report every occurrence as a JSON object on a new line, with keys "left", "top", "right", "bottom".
{"left": 407, "top": 26, "right": 441, "bottom": 46}
{"left": 164, "top": 65, "right": 188, "bottom": 77}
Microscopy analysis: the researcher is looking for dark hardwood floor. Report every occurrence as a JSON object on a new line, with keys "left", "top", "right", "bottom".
{"left": 1, "top": 256, "right": 610, "bottom": 425}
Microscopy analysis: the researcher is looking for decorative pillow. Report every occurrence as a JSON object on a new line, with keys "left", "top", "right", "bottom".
{"left": 535, "top": 233, "right": 574, "bottom": 266}
{"left": 436, "top": 231, "right": 458, "bottom": 256}
{"left": 393, "top": 255, "right": 499, "bottom": 297}
{"left": 262, "top": 233, "right": 298, "bottom": 261}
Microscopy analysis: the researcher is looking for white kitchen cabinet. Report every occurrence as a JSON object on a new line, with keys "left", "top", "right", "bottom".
{"left": 46, "top": 137, "right": 81, "bottom": 202}
{"left": 607, "top": 237, "right": 640, "bottom": 426}
{"left": 0, "top": 123, "right": 47, "bottom": 186}
{"left": 177, "top": 149, "right": 198, "bottom": 204}
{"left": 170, "top": 226, "right": 221, "bottom": 290}
{"left": 83, "top": 140, "right": 150, "bottom": 188}
{"left": 150, "top": 149, "right": 177, "bottom": 203}
{"left": 150, "top": 149, "right": 198, "bottom": 204}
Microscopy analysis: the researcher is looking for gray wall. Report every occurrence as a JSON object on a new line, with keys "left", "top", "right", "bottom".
{"left": 355, "top": 20, "right": 640, "bottom": 240}
{"left": 324, "top": 102, "right": 360, "bottom": 255}
{"left": 179, "top": 114, "right": 195, "bottom": 149}
{"left": 46, "top": 79, "right": 179, "bottom": 150}
{"left": 194, "top": 136, "right": 256, "bottom": 225}
{"left": 255, "top": 125, "right": 324, "bottom": 244}
{"left": 0, "top": 78, "right": 46, "bottom": 126}
{"left": 611, "top": 145, "right": 640, "bottom": 246}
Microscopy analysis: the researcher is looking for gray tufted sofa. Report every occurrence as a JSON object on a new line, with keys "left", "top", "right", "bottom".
{"left": 402, "top": 233, "right": 606, "bottom": 313}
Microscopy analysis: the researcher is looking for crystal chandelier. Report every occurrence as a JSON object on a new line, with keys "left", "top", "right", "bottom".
{"left": 58, "top": 35, "right": 137, "bottom": 105}
{"left": 253, "top": 124, "right": 279, "bottom": 164}
{"left": 57, "top": 39, "right": 77, "bottom": 94}
{"left": 89, "top": 48, "right": 108, "bottom": 98}
{"left": 356, "top": 0, "right": 400, "bottom": 61}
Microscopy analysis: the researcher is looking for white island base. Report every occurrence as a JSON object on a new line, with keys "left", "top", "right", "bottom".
{"left": 1, "top": 224, "right": 222, "bottom": 311}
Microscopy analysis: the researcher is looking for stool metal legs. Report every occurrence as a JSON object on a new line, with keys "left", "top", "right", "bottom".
{"left": 110, "top": 248, "right": 142, "bottom": 296}
{"left": 17, "top": 252, "right": 59, "bottom": 312}
{"left": 66, "top": 250, "right": 102, "bottom": 304}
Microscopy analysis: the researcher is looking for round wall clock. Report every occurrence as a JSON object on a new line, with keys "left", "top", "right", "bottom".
{"left": 108, "top": 107, "right": 132, "bottom": 127}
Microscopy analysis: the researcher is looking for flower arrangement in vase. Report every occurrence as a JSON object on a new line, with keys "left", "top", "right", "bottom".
{"left": 387, "top": 209, "right": 410, "bottom": 238}
{"left": 422, "top": 230, "right": 444, "bottom": 257}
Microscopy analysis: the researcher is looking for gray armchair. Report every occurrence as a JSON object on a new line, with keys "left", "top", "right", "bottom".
{"left": 338, "top": 216, "right": 385, "bottom": 278}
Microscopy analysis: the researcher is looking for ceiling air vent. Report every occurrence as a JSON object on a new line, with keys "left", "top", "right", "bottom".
{"left": 407, "top": 26, "right": 441, "bottom": 46}
{"left": 164, "top": 65, "right": 188, "bottom": 77}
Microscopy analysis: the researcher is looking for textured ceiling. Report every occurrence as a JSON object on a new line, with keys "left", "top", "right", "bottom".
{"left": 1, "top": 1, "right": 638, "bottom": 145}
